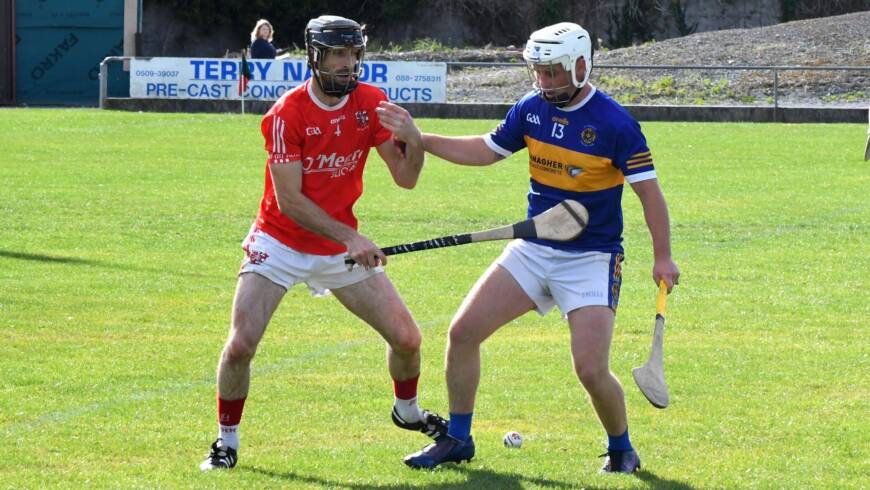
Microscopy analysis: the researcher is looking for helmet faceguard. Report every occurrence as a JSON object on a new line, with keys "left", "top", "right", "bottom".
{"left": 522, "top": 22, "right": 593, "bottom": 107}
{"left": 305, "top": 15, "right": 366, "bottom": 98}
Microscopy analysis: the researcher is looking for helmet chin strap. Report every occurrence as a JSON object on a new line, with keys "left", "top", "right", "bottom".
{"left": 313, "top": 68, "right": 357, "bottom": 98}
{"left": 542, "top": 86, "right": 583, "bottom": 108}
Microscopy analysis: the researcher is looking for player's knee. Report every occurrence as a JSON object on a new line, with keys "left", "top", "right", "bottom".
{"left": 223, "top": 335, "right": 258, "bottom": 364}
{"left": 574, "top": 362, "right": 609, "bottom": 390}
{"left": 391, "top": 326, "right": 421, "bottom": 354}
{"left": 448, "top": 318, "right": 480, "bottom": 346}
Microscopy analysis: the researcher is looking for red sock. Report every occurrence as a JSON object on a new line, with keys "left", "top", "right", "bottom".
{"left": 393, "top": 374, "right": 419, "bottom": 400}
{"left": 217, "top": 395, "right": 247, "bottom": 425}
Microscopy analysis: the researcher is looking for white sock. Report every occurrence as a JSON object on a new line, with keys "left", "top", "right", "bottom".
{"left": 219, "top": 424, "right": 240, "bottom": 450}
{"left": 393, "top": 396, "right": 423, "bottom": 423}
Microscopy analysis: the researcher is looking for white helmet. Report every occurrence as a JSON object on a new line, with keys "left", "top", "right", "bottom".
{"left": 522, "top": 22, "right": 593, "bottom": 103}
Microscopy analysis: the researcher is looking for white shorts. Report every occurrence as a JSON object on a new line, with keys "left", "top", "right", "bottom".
{"left": 495, "top": 239, "right": 624, "bottom": 316}
{"left": 238, "top": 227, "right": 382, "bottom": 296}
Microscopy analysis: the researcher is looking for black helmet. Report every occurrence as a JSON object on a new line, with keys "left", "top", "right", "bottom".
{"left": 305, "top": 15, "right": 366, "bottom": 97}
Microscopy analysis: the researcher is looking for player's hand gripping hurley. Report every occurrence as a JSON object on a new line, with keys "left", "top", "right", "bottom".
{"left": 632, "top": 281, "right": 671, "bottom": 409}
{"left": 345, "top": 200, "right": 589, "bottom": 266}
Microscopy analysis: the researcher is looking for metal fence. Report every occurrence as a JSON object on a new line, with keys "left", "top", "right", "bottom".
{"left": 444, "top": 61, "right": 870, "bottom": 115}
{"left": 100, "top": 56, "right": 870, "bottom": 120}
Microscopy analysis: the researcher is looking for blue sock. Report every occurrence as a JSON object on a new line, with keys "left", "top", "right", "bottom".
{"left": 447, "top": 412, "right": 473, "bottom": 442}
{"left": 607, "top": 428, "right": 633, "bottom": 452}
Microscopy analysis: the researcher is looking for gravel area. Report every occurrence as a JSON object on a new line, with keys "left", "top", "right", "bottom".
{"left": 370, "top": 12, "right": 870, "bottom": 107}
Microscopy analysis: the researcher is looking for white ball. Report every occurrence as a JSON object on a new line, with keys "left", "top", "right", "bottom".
{"left": 503, "top": 431, "right": 523, "bottom": 448}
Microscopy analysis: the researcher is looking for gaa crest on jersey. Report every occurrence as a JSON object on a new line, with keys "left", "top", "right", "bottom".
{"left": 581, "top": 126, "right": 597, "bottom": 146}
{"left": 355, "top": 110, "right": 369, "bottom": 129}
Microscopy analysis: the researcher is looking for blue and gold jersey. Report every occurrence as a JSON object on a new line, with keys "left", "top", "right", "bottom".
{"left": 484, "top": 87, "right": 656, "bottom": 253}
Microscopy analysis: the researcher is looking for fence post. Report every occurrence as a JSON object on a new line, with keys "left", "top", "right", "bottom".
{"left": 773, "top": 68, "right": 779, "bottom": 122}
{"left": 99, "top": 58, "right": 108, "bottom": 109}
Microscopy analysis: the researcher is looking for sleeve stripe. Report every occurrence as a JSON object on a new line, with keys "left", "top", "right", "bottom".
{"left": 272, "top": 115, "right": 287, "bottom": 154}
{"left": 625, "top": 170, "right": 657, "bottom": 183}
{"left": 483, "top": 134, "right": 512, "bottom": 158}
{"left": 272, "top": 115, "right": 278, "bottom": 153}
{"left": 627, "top": 155, "right": 652, "bottom": 164}
{"left": 627, "top": 159, "right": 653, "bottom": 168}
{"left": 629, "top": 151, "right": 651, "bottom": 159}
{"left": 281, "top": 118, "right": 286, "bottom": 153}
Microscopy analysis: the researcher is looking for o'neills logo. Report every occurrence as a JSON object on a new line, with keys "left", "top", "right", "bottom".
{"left": 303, "top": 149, "right": 363, "bottom": 178}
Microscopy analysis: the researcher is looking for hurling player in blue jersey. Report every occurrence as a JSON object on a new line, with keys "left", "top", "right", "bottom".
{"left": 404, "top": 22, "right": 680, "bottom": 473}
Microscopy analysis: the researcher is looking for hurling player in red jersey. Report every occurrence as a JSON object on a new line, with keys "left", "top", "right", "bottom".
{"left": 200, "top": 15, "right": 447, "bottom": 471}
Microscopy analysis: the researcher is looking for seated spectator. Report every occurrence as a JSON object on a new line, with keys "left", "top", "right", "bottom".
{"left": 250, "top": 19, "right": 276, "bottom": 59}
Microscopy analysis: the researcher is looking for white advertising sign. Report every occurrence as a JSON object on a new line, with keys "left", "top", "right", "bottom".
{"left": 130, "top": 57, "right": 446, "bottom": 103}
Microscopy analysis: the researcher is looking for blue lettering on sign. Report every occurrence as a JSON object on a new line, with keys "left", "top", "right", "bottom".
{"left": 204, "top": 61, "right": 220, "bottom": 80}
{"left": 190, "top": 60, "right": 205, "bottom": 78}
{"left": 191, "top": 59, "right": 262, "bottom": 81}
{"left": 141, "top": 60, "right": 439, "bottom": 101}
{"left": 284, "top": 62, "right": 311, "bottom": 82}
{"left": 248, "top": 84, "right": 298, "bottom": 99}
{"left": 222, "top": 62, "right": 238, "bottom": 80}
{"left": 186, "top": 83, "right": 233, "bottom": 98}
{"left": 359, "top": 63, "right": 387, "bottom": 83}
{"left": 280, "top": 61, "right": 388, "bottom": 83}
{"left": 187, "top": 83, "right": 207, "bottom": 97}
{"left": 379, "top": 87, "right": 433, "bottom": 102}
{"left": 254, "top": 61, "right": 270, "bottom": 80}
{"left": 146, "top": 82, "right": 178, "bottom": 97}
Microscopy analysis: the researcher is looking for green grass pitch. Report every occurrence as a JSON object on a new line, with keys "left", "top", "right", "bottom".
{"left": 0, "top": 109, "right": 867, "bottom": 488}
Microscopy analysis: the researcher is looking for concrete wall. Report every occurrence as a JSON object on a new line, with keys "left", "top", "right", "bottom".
{"left": 102, "top": 98, "right": 867, "bottom": 123}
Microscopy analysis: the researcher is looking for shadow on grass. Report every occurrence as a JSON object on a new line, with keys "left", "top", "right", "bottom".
{"left": 0, "top": 249, "right": 230, "bottom": 281}
{"left": 242, "top": 462, "right": 697, "bottom": 489}
{"left": 635, "top": 469, "right": 697, "bottom": 490}
{"left": 242, "top": 463, "right": 699, "bottom": 489}
{"left": 0, "top": 250, "right": 100, "bottom": 265}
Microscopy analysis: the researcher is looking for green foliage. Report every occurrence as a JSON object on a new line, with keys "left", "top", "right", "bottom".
{"left": 606, "top": 0, "right": 658, "bottom": 48}
{"left": 780, "top": 0, "right": 798, "bottom": 21}
{"left": 381, "top": 0, "right": 419, "bottom": 19}
{"left": 410, "top": 38, "right": 449, "bottom": 52}
{"left": 781, "top": 0, "right": 870, "bottom": 22}
{"left": 707, "top": 78, "right": 730, "bottom": 95}
{"left": 596, "top": 73, "right": 759, "bottom": 105}
{"left": 822, "top": 91, "right": 867, "bottom": 103}
{"left": 367, "top": 37, "right": 456, "bottom": 53}
{"left": 534, "top": 0, "right": 568, "bottom": 28}
{"left": 671, "top": 0, "right": 698, "bottom": 36}
{"left": 1, "top": 110, "right": 867, "bottom": 487}
{"left": 152, "top": 0, "right": 421, "bottom": 48}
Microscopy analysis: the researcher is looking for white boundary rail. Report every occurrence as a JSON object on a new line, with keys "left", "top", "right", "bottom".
{"left": 101, "top": 56, "right": 870, "bottom": 120}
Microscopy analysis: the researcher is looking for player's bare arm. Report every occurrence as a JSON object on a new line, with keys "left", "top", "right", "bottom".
{"left": 421, "top": 134, "right": 503, "bottom": 166}
{"left": 375, "top": 101, "right": 424, "bottom": 188}
{"left": 630, "top": 178, "right": 680, "bottom": 291}
{"left": 269, "top": 162, "right": 387, "bottom": 269}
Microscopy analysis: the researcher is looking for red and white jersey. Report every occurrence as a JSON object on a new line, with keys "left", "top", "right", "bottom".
{"left": 256, "top": 80, "right": 392, "bottom": 255}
